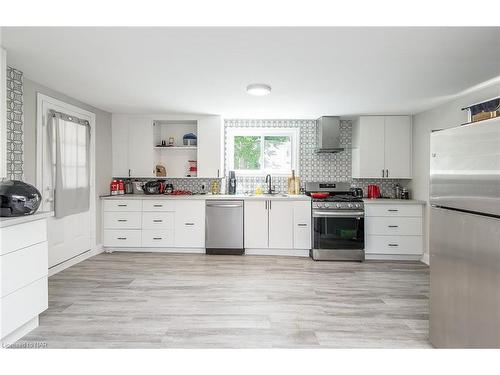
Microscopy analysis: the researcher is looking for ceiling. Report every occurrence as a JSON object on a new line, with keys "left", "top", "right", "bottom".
{"left": 3, "top": 27, "right": 500, "bottom": 118}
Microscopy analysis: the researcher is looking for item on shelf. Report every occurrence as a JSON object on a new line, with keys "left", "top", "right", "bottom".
{"left": 168, "top": 137, "right": 175, "bottom": 146}
{"left": 228, "top": 171, "right": 237, "bottom": 195}
{"left": 393, "top": 183, "right": 403, "bottom": 199}
{"left": 187, "top": 160, "right": 197, "bottom": 177}
{"left": 183, "top": 133, "right": 197, "bottom": 146}
{"left": 466, "top": 97, "right": 500, "bottom": 123}
{"left": 132, "top": 180, "right": 144, "bottom": 194}
{"left": 351, "top": 187, "right": 364, "bottom": 198}
{"left": 211, "top": 180, "right": 220, "bottom": 195}
{"left": 170, "top": 190, "right": 193, "bottom": 195}
{"left": 367, "top": 184, "right": 381, "bottom": 199}
{"left": 401, "top": 188, "right": 410, "bottom": 200}
{"left": 165, "top": 183, "right": 174, "bottom": 194}
{"left": 110, "top": 179, "right": 120, "bottom": 195}
{"left": 200, "top": 184, "right": 207, "bottom": 194}
{"left": 0, "top": 180, "right": 42, "bottom": 217}
{"left": 287, "top": 170, "right": 300, "bottom": 195}
{"left": 118, "top": 180, "right": 125, "bottom": 195}
{"left": 156, "top": 164, "right": 167, "bottom": 177}
{"left": 124, "top": 179, "right": 134, "bottom": 194}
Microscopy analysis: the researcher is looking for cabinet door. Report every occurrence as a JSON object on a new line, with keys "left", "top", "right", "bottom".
{"left": 352, "top": 116, "right": 385, "bottom": 178}
{"left": 384, "top": 116, "right": 412, "bottom": 178}
{"left": 197, "top": 115, "right": 223, "bottom": 178}
{"left": 268, "top": 200, "right": 293, "bottom": 249}
{"left": 127, "top": 117, "right": 155, "bottom": 177}
{"left": 293, "top": 201, "right": 312, "bottom": 249}
{"left": 244, "top": 201, "right": 269, "bottom": 248}
{"left": 111, "top": 114, "right": 129, "bottom": 177}
{"left": 174, "top": 201, "right": 205, "bottom": 247}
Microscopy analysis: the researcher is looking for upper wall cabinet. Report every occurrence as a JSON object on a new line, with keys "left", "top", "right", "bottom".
{"left": 351, "top": 116, "right": 412, "bottom": 179}
{"left": 112, "top": 114, "right": 223, "bottom": 178}
{"left": 0, "top": 48, "right": 7, "bottom": 179}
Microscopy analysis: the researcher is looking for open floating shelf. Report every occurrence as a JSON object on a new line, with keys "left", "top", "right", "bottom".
{"left": 154, "top": 146, "right": 197, "bottom": 150}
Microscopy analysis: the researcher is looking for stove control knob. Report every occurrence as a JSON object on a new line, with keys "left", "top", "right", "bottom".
{"left": 348, "top": 203, "right": 353, "bottom": 208}
{"left": 324, "top": 203, "right": 330, "bottom": 208}
{"left": 336, "top": 203, "right": 341, "bottom": 208}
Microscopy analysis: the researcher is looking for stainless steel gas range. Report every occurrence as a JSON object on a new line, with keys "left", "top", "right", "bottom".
{"left": 306, "top": 182, "right": 365, "bottom": 261}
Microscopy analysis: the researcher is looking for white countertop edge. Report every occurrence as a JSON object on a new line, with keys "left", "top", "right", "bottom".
{"left": 0, "top": 211, "right": 54, "bottom": 228}
{"left": 362, "top": 198, "right": 426, "bottom": 205}
{"left": 100, "top": 194, "right": 311, "bottom": 201}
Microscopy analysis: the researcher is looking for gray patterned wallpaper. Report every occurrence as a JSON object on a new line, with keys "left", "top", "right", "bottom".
{"left": 5, "top": 67, "right": 24, "bottom": 180}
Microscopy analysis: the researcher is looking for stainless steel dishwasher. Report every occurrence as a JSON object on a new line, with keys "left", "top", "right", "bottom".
{"left": 205, "top": 200, "right": 244, "bottom": 255}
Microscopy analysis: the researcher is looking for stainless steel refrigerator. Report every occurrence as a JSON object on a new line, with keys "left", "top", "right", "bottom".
{"left": 429, "top": 117, "right": 500, "bottom": 348}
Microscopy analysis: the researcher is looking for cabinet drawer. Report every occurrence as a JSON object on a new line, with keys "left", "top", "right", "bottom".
{"left": 0, "top": 241, "right": 48, "bottom": 298}
{"left": 365, "top": 235, "right": 423, "bottom": 255}
{"left": 142, "top": 200, "right": 175, "bottom": 212}
{"left": 142, "top": 212, "right": 174, "bottom": 230}
{"left": 103, "top": 230, "right": 141, "bottom": 247}
{"left": 103, "top": 199, "right": 142, "bottom": 212}
{"left": 141, "top": 230, "right": 174, "bottom": 247}
{"left": 0, "top": 277, "right": 48, "bottom": 338}
{"left": 366, "top": 217, "right": 422, "bottom": 236}
{"left": 0, "top": 219, "right": 47, "bottom": 256}
{"left": 103, "top": 212, "right": 142, "bottom": 229}
{"left": 365, "top": 204, "right": 422, "bottom": 217}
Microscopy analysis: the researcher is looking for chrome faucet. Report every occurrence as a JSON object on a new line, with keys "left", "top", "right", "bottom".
{"left": 265, "top": 174, "right": 273, "bottom": 194}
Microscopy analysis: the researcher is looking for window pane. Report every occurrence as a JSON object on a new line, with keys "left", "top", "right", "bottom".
{"left": 234, "top": 136, "right": 261, "bottom": 170}
{"left": 264, "top": 136, "right": 291, "bottom": 171}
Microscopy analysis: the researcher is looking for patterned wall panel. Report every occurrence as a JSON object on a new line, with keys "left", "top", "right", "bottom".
{"left": 5, "top": 67, "right": 24, "bottom": 180}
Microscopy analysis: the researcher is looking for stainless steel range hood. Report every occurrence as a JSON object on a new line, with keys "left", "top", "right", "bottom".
{"left": 316, "top": 116, "right": 344, "bottom": 153}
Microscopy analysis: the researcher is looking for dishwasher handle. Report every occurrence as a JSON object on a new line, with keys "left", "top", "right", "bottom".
{"left": 206, "top": 201, "right": 243, "bottom": 208}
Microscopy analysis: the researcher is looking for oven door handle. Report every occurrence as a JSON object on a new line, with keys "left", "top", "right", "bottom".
{"left": 313, "top": 210, "right": 364, "bottom": 218}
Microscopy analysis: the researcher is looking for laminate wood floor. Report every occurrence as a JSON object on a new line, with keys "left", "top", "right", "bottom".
{"left": 18, "top": 252, "right": 431, "bottom": 348}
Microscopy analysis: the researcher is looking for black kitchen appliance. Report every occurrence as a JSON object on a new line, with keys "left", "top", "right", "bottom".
{"left": 228, "top": 171, "right": 237, "bottom": 195}
{"left": 142, "top": 180, "right": 164, "bottom": 195}
{"left": 351, "top": 187, "right": 364, "bottom": 198}
{"left": 306, "top": 181, "right": 365, "bottom": 261}
{"left": 0, "top": 180, "right": 42, "bottom": 217}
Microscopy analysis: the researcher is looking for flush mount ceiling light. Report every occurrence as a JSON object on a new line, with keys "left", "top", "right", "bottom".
{"left": 246, "top": 83, "right": 271, "bottom": 96}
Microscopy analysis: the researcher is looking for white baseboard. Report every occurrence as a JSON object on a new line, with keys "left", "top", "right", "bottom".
{"left": 1, "top": 316, "right": 39, "bottom": 348}
{"left": 48, "top": 244, "right": 104, "bottom": 276}
{"left": 365, "top": 253, "right": 423, "bottom": 261}
{"left": 105, "top": 247, "right": 205, "bottom": 254}
{"left": 245, "top": 248, "right": 310, "bottom": 257}
{"left": 421, "top": 252, "right": 430, "bottom": 265}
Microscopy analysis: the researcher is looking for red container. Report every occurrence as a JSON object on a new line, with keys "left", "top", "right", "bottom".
{"left": 110, "top": 179, "right": 119, "bottom": 195}
{"left": 118, "top": 180, "right": 125, "bottom": 195}
{"left": 367, "top": 185, "right": 381, "bottom": 199}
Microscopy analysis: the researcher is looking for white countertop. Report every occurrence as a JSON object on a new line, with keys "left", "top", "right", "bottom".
{"left": 362, "top": 198, "right": 426, "bottom": 205}
{"left": 0, "top": 211, "right": 53, "bottom": 228}
{"left": 100, "top": 194, "right": 311, "bottom": 201}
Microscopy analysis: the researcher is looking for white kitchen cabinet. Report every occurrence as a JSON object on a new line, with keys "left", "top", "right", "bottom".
{"left": 174, "top": 201, "right": 205, "bottom": 248}
{"left": 111, "top": 115, "right": 154, "bottom": 177}
{"left": 244, "top": 201, "right": 269, "bottom": 249}
{"left": 293, "top": 201, "right": 312, "bottom": 249}
{"left": 197, "top": 115, "right": 223, "bottom": 178}
{"left": 268, "top": 200, "right": 294, "bottom": 249}
{"left": 352, "top": 116, "right": 412, "bottom": 179}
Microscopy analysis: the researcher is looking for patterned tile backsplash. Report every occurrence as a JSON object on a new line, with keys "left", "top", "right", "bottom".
{"left": 124, "top": 119, "right": 410, "bottom": 198}
{"left": 5, "top": 67, "right": 24, "bottom": 180}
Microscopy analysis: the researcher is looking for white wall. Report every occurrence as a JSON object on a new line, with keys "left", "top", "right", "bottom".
{"left": 410, "top": 79, "right": 500, "bottom": 265}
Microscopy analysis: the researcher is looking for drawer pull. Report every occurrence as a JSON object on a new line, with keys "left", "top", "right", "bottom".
{"left": 117, "top": 204, "right": 127, "bottom": 207}
{"left": 153, "top": 237, "right": 163, "bottom": 240}
{"left": 117, "top": 237, "right": 127, "bottom": 240}
{"left": 388, "top": 225, "right": 399, "bottom": 228}
{"left": 117, "top": 219, "right": 128, "bottom": 222}
{"left": 185, "top": 223, "right": 195, "bottom": 226}
{"left": 153, "top": 204, "right": 163, "bottom": 207}
{"left": 388, "top": 243, "right": 399, "bottom": 247}
{"left": 297, "top": 224, "right": 308, "bottom": 227}
{"left": 153, "top": 219, "right": 163, "bottom": 222}
{"left": 387, "top": 209, "right": 398, "bottom": 212}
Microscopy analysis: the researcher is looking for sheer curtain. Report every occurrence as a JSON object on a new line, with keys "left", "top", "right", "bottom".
{"left": 48, "top": 110, "right": 90, "bottom": 218}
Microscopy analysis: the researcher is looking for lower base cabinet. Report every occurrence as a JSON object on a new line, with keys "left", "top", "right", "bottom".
{"left": 174, "top": 201, "right": 205, "bottom": 248}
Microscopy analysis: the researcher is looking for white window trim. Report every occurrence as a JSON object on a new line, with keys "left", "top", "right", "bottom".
{"left": 226, "top": 127, "right": 300, "bottom": 176}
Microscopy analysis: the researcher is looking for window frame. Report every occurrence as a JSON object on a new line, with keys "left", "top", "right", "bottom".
{"left": 226, "top": 127, "right": 300, "bottom": 176}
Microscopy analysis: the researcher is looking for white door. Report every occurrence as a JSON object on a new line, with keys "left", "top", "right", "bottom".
{"left": 268, "top": 200, "right": 293, "bottom": 249}
{"left": 174, "top": 201, "right": 205, "bottom": 247}
{"left": 244, "top": 200, "right": 269, "bottom": 248}
{"left": 384, "top": 116, "right": 412, "bottom": 179}
{"left": 356, "top": 116, "right": 386, "bottom": 178}
{"left": 293, "top": 201, "right": 312, "bottom": 249}
{"left": 111, "top": 114, "right": 129, "bottom": 177}
{"left": 197, "top": 115, "right": 223, "bottom": 178}
{"left": 127, "top": 117, "right": 154, "bottom": 177}
{"left": 38, "top": 95, "right": 95, "bottom": 268}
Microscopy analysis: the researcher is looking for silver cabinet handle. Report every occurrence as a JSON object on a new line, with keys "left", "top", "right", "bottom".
{"left": 382, "top": 169, "right": 385, "bottom": 178}
{"left": 117, "top": 237, "right": 127, "bottom": 240}
{"left": 117, "top": 204, "right": 127, "bottom": 207}
{"left": 269, "top": 200, "right": 272, "bottom": 210}
{"left": 388, "top": 243, "right": 399, "bottom": 247}
{"left": 388, "top": 209, "right": 398, "bottom": 212}
{"left": 185, "top": 223, "right": 195, "bottom": 226}
{"left": 265, "top": 201, "right": 268, "bottom": 210}
{"left": 386, "top": 169, "right": 389, "bottom": 178}
{"left": 153, "top": 237, "right": 162, "bottom": 240}
{"left": 153, "top": 219, "right": 163, "bottom": 222}
{"left": 388, "top": 225, "right": 399, "bottom": 228}
{"left": 297, "top": 223, "right": 308, "bottom": 227}
{"left": 117, "top": 219, "right": 127, "bottom": 222}
{"left": 153, "top": 204, "right": 163, "bottom": 207}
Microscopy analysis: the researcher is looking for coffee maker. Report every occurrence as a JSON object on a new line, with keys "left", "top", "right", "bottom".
{"left": 228, "top": 171, "right": 237, "bottom": 195}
